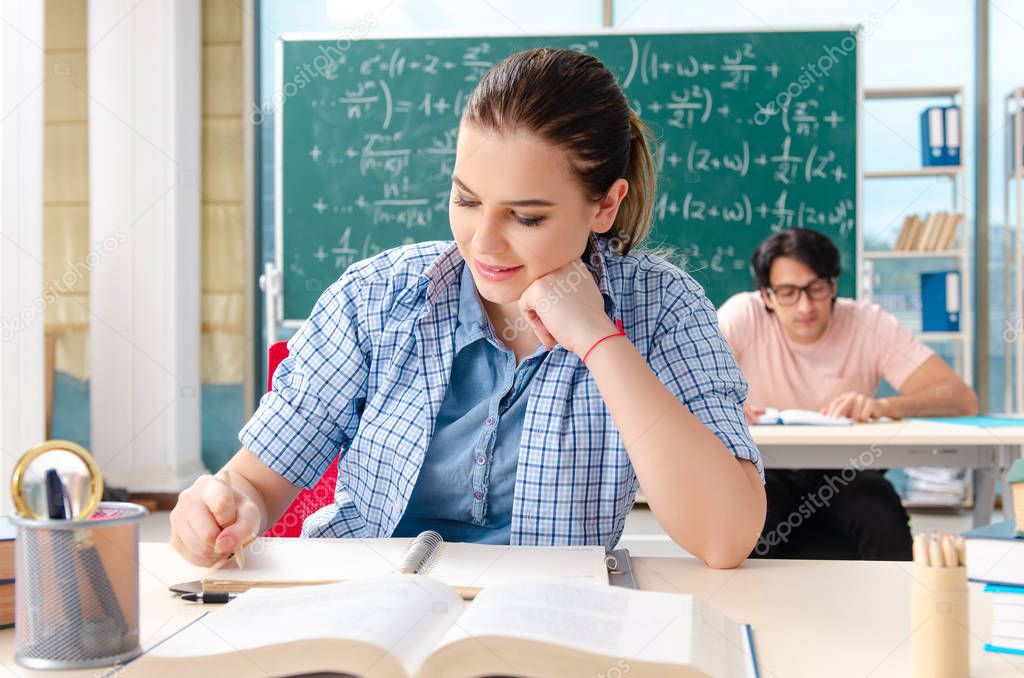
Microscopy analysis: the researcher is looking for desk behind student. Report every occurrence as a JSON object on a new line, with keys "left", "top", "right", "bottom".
{"left": 751, "top": 419, "right": 1024, "bottom": 527}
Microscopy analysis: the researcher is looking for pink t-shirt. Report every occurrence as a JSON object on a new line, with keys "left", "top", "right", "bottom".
{"left": 717, "top": 292, "right": 935, "bottom": 412}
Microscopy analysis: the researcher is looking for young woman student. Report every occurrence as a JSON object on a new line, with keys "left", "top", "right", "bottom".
{"left": 170, "top": 47, "right": 766, "bottom": 569}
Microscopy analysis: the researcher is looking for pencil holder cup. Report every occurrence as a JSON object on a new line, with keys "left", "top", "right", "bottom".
{"left": 910, "top": 563, "right": 969, "bottom": 678}
{"left": 10, "top": 502, "right": 148, "bottom": 670}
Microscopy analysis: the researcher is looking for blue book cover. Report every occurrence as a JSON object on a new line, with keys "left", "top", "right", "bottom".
{"left": 965, "top": 520, "right": 1017, "bottom": 541}
{"left": 912, "top": 415, "right": 1024, "bottom": 428}
{"left": 920, "top": 270, "right": 960, "bottom": 332}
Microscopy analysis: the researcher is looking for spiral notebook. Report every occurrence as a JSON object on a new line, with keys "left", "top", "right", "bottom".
{"left": 192, "top": 531, "right": 631, "bottom": 599}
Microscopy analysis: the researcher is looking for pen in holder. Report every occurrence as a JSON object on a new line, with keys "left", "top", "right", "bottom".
{"left": 8, "top": 440, "right": 148, "bottom": 670}
{"left": 910, "top": 532, "right": 969, "bottom": 678}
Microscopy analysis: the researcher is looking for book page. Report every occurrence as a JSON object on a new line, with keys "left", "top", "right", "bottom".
{"left": 428, "top": 543, "right": 608, "bottom": 590}
{"left": 434, "top": 578, "right": 750, "bottom": 678}
{"left": 203, "top": 537, "right": 415, "bottom": 587}
{"left": 756, "top": 408, "right": 850, "bottom": 426}
{"left": 149, "top": 575, "right": 464, "bottom": 675}
{"left": 203, "top": 538, "right": 609, "bottom": 593}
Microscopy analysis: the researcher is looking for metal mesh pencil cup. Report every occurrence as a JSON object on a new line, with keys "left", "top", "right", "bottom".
{"left": 10, "top": 502, "right": 148, "bottom": 670}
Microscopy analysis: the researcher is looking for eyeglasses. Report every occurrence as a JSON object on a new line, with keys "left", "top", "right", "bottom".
{"left": 767, "top": 278, "right": 834, "bottom": 306}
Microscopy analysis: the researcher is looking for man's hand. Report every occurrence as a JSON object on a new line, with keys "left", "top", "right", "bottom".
{"left": 822, "top": 391, "right": 886, "bottom": 422}
{"left": 743, "top": 404, "right": 766, "bottom": 425}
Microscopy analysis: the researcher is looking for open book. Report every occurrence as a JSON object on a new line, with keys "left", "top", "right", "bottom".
{"left": 135, "top": 575, "right": 759, "bottom": 678}
{"left": 754, "top": 407, "right": 851, "bottom": 426}
{"left": 200, "top": 532, "right": 610, "bottom": 599}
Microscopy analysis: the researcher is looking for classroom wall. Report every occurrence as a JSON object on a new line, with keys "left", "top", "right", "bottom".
{"left": 202, "top": 0, "right": 246, "bottom": 387}
{"left": 200, "top": 0, "right": 249, "bottom": 470}
{"left": 43, "top": 0, "right": 90, "bottom": 414}
{"left": 44, "top": 0, "right": 249, "bottom": 469}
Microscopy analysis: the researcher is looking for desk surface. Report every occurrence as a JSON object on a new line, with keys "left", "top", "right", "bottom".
{"left": 2, "top": 543, "right": 1023, "bottom": 677}
{"left": 751, "top": 418, "right": 1024, "bottom": 446}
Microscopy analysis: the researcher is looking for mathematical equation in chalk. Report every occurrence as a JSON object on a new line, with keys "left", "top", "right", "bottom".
{"left": 651, "top": 243, "right": 751, "bottom": 275}
{"left": 307, "top": 134, "right": 848, "bottom": 197}
{"left": 300, "top": 37, "right": 851, "bottom": 139}
{"left": 666, "top": 135, "right": 848, "bottom": 183}
{"left": 300, "top": 226, "right": 417, "bottom": 274}
{"left": 654, "top": 190, "right": 854, "bottom": 234}
{"left": 282, "top": 32, "right": 856, "bottom": 311}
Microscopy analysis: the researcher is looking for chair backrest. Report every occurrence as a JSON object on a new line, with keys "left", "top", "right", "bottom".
{"left": 263, "top": 341, "right": 340, "bottom": 538}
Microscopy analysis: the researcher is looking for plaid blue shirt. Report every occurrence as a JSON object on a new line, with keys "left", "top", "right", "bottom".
{"left": 240, "top": 235, "right": 763, "bottom": 549}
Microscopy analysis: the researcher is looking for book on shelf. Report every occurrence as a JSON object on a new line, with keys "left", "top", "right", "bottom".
{"left": 925, "top": 213, "right": 944, "bottom": 250}
{"left": 891, "top": 212, "right": 962, "bottom": 252}
{"left": 893, "top": 215, "right": 914, "bottom": 250}
{"left": 920, "top": 270, "right": 961, "bottom": 332}
{"left": 137, "top": 575, "right": 760, "bottom": 678}
{"left": 194, "top": 533, "right": 613, "bottom": 599}
{"left": 893, "top": 214, "right": 925, "bottom": 251}
{"left": 920, "top": 105, "right": 961, "bottom": 167}
{"left": 938, "top": 212, "right": 962, "bottom": 250}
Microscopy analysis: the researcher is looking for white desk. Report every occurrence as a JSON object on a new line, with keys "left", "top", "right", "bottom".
{"left": 1, "top": 543, "right": 1022, "bottom": 677}
{"left": 751, "top": 419, "right": 1024, "bottom": 526}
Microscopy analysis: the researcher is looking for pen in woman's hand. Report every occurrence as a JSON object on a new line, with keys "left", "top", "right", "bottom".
{"left": 210, "top": 469, "right": 256, "bottom": 571}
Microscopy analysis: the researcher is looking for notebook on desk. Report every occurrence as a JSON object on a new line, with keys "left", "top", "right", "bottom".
{"left": 754, "top": 408, "right": 851, "bottom": 426}
{"left": 178, "top": 531, "right": 635, "bottom": 599}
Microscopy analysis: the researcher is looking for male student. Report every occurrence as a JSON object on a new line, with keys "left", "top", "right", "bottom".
{"left": 717, "top": 228, "right": 978, "bottom": 560}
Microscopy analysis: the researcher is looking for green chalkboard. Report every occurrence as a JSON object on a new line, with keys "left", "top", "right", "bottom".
{"left": 278, "top": 30, "right": 858, "bottom": 320}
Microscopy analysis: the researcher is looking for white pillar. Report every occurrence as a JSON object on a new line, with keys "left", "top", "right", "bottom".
{"left": 0, "top": 1, "right": 45, "bottom": 513}
{"left": 89, "top": 0, "right": 205, "bottom": 490}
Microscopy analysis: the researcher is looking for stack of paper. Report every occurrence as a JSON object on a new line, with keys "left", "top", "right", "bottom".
{"left": 902, "top": 467, "right": 968, "bottom": 507}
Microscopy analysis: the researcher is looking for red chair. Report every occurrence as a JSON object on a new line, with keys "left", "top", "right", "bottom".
{"left": 263, "top": 341, "right": 339, "bottom": 537}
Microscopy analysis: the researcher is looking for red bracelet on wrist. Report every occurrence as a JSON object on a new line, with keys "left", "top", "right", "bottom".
{"left": 582, "top": 319, "right": 626, "bottom": 365}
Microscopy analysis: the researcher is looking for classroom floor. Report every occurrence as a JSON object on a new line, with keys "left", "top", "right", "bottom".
{"left": 139, "top": 505, "right": 997, "bottom": 558}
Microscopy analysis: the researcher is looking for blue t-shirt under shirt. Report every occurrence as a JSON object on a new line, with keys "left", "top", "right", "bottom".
{"left": 392, "top": 263, "right": 547, "bottom": 543}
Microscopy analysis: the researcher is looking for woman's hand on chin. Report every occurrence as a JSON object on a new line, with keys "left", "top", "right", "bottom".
{"left": 517, "top": 258, "right": 618, "bottom": 357}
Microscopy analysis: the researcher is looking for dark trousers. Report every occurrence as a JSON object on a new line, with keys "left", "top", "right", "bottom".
{"left": 750, "top": 469, "right": 913, "bottom": 560}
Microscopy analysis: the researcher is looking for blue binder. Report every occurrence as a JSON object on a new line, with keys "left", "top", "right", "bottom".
{"left": 920, "top": 270, "right": 960, "bottom": 332}
{"left": 920, "top": 105, "right": 961, "bottom": 167}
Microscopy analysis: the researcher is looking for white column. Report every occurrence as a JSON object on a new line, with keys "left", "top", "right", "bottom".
{"left": 89, "top": 0, "right": 205, "bottom": 490}
{"left": 0, "top": 1, "right": 45, "bottom": 513}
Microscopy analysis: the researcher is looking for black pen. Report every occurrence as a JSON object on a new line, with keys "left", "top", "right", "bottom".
{"left": 180, "top": 591, "right": 238, "bottom": 604}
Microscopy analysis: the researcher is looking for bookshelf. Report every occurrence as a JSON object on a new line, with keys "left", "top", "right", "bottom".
{"left": 862, "top": 250, "right": 966, "bottom": 260}
{"left": 860, "top": 87, "right": 972, "bottom": 384}
{"left": 862, "top": 87, "right": 971, "bottom": 510}
{"left": 863, "top": 167, "right": 963, "bottom": 179}
{"left": 1005, "top": 86, "right": 1024, "bottom": 412}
